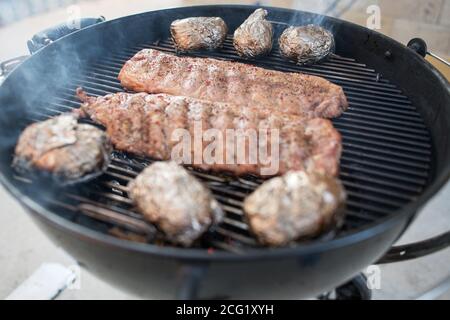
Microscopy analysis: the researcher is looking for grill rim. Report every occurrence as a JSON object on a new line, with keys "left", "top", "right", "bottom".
{"left": 1, "top": 4, "right": 449, "bottom": 261}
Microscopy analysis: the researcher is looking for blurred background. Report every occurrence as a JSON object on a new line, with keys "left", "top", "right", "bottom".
{"left": 0, "top": 0, "right": 449, "bottom": 300}
{"left": 0, "top": 0, "right": 449, "bottom": 76}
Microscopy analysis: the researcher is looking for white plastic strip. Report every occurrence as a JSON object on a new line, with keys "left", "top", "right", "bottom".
{"left": 6, "top": 263, "right": 77, "bottom": 300}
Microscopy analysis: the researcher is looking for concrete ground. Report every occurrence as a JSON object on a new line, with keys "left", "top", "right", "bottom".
{"left": 0, "top": 0, "right": 449, "bottom": 299}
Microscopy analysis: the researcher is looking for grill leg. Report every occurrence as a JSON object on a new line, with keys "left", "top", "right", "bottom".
{"left": 319, "top": 274, "right": 372, "bottom": 300}
{"left": 176, "top": 264, "right": 208, "bottom": 300}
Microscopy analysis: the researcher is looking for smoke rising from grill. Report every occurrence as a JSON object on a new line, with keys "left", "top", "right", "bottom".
{"left": 281, "top": 0, "right": 342, "bottom": 34}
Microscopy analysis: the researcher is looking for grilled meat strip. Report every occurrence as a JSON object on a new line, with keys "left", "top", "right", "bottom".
{"left": 233, "top": 8, "right": 273, "bottom": 57}
{"left": 279, "top": 25, "right": 335, "bottom": 65}
{"left": 118, "top": 49, "right": 348, "bottom": 119}
{"left": 170, "top": 17, "right": 228, "bottom": 52}
{"left": 128, "top": 161, "right": 223, "bottom": 246}
{"left": 244, "top": 170, "right": 346, "bottom": 246}
{"left": 14, "top": 114, "right": 112, "bottom": 184}
{"left": 77, "top": 89, "right": 342, "bottom": 177}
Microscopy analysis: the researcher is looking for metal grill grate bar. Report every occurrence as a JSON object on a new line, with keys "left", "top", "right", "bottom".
{"left": 15, "top": 35, "right": 432, "bottom": 252}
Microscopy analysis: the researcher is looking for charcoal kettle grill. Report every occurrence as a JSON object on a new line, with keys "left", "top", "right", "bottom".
{"left": 0, "top": 5, "right": 450, "bottom": 299}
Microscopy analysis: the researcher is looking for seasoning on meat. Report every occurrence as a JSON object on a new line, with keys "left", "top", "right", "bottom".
{"left": 13, "top": 113, "right": 112, "bottom": 184}
{"left": 233, "top": 8, "right": 273, "bottom": 57}
{"left": 279, "top": 25, "right": 335, "bottom": 65}
{"left": 243, "top": 170, "right": 346, "bottom": 246}
{"left": 170, "top": 17, "right": 228, "bottom": 51}
{"left": 128, "top": 161, "right": 223, "bottom": 246}
{"left": 77, "top": 89, "right": 342, "bottom": 177}
{"left": 118, "top": 49, "right": 348, "bottom": 119}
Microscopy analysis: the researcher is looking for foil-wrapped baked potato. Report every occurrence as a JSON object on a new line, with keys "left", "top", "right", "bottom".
{"left": 13, "top": 113, "right": 112, "bottom": 185}
{"left": 170, "top": 17, "right": 228, "bottom": 51}
{"left": 279, "top": 25, "right": 335, "bottom": 65}
{"left": 233, "top": 8, "right": 273, "bottom": 58}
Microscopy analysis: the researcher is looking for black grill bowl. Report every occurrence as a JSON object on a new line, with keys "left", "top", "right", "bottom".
{"left": 0, "top": 5, "right": 449, "bottom": 299}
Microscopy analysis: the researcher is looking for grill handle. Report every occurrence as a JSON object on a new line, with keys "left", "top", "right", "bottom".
{"left": 27, "top": 17, "right": 106, "bottom": 54}
{"left": 0, "top": 56, "right": 29, "bottom": 77}
{"left": 407, "top": 38, "right": 450, "bottom": 68}
{"left": 378, "top": 231, "right": 450, "bottom": 264}
{"left": 379, "top": 37, "right": 450, "bottom": 264}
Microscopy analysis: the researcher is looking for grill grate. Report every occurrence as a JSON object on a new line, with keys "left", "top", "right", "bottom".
{"left": 17, "top": 35, "right": 432, "bottom": 252}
